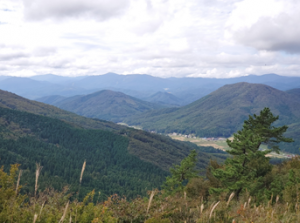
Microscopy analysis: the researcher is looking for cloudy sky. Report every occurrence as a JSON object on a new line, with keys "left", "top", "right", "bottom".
{"left": 1, "top": 0, "right": 300, "bottom": 78}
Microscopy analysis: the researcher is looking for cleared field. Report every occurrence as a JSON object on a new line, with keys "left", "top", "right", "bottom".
{"left": 168, "top": 135, "right": 229, "bottom": 151}
{"left": 168, "top": 134, "right": 295, "bottom": 159}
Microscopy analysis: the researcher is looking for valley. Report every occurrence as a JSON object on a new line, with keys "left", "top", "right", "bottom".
{"left": 168, "top": 134, "right": 296, "bottom": 159}
{"left": 0, "top": 89, "right": 225, "bottom": 200}
{"left": 1, "top": 73, "right": 300, "bottom": 222}
{"left": 2, "top": 1, "right": 300, "bottom": 219}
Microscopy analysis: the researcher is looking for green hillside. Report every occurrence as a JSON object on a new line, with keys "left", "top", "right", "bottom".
{"left": 144, "top": 91, "right": 183, "bottom": 106}
{"left": 35, "top": 95, "right": 66, "bottom": 105}
{"left": 0, "top": 89, "right": 224, "bottom": 199}
{"left": 52, "top": 90, "right": 164, "bottom": 122}
{"left": 286, "top": 88, "right": 300, "bottom": 102}
{"left": 125, "top": 82, "right": 300, "bottom": 153}
{"left": 0, "top": 106, "right": 168, "bottom": 200}
{"left": 0, "top": 89, "right": 125, "bottom": 131}
{"left": 0, "top": 89, "right": 219, "bottom": 170}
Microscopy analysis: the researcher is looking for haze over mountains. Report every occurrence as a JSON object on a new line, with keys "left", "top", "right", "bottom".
{"left": 1, "top": 73, "right": 300, "bottom": 106}
{"left": 1, "top": 73, "right": 300, "bottom": 154}
{"left": 124, "top": 82, "right": 300, "bottom": 153}
{"left": 38, "top": 90, "right": 165, "bottom": 122}
{"left": 286, "top": 88, "right": 300, "bottom": 102}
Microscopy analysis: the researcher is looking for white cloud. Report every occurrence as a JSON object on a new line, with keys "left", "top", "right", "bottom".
{"left": 227, "top": 0, "right": 300, "bottom": 53}
{"left": 0, "top": 0, "right": 300, "bottom": 78}
{"left": 22, "top": 0, "right": 130, "bottom": 21}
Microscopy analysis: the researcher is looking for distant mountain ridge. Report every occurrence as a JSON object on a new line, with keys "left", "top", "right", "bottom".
{"left": 143, "top": 91, "right": 183, "bottom": 106}
{"left": 37, "top": 90, "right": 165, "bottom": 122}
{"left": 0, "top": 77, "right": 89, "bottom": 99}
{"left": 36, "top": 95, "right": 67, "bottom": 105}
{"left": 124, "top": 82, "right": 300, "bottom": 153}
{"left": 1, "top": 73, "right": 300, "bottom": 105}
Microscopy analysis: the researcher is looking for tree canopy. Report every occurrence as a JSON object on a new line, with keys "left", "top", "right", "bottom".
{"left": 210, "top": 107, "right": 293, "bottom": 198}
{"left": 163, "top": 150, "right": 198, "bottom": 195}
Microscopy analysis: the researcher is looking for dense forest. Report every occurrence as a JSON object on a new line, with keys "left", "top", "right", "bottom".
{"left": 0, "top": 89, "right": 221, "bottom": 172}
{"left": 0, "top": 107, "right": 168, "bottom": 200}
{"left": 1, "top": 108, "right": 300, "bottom": 222}
{"left": 0, "top": 105, "right": 224, "bottom": 201}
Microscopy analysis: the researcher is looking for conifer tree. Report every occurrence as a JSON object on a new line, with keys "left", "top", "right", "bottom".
{"left": 163, "top": 150, "right": 198, "bottom": 195}
{"left": 210, "top": 108, "right": 293, "bottom": 199}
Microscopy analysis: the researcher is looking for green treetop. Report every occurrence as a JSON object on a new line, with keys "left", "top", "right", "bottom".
{"left": 210, "top": 107, "right": 293, "bottom": 199}
{"left": 163, "top": 150, "right": 198, "bottom": 195}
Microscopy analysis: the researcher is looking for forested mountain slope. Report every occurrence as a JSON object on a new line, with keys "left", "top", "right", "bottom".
{"left": 35, "top": 95, "right": 66, "bottom": 105}
{"left": 0, "top": 89, "right": 124, "bottom": 131}
{"left": 0, "top": 89, "right": 216, "bottom": 170}
{"left": 50, "top": 90, "right": 164, "bottom": 122}
{"left": 0, "top": 90, "right": 221, "bottom": 199}
{"left": 143, "top": 91, "right": 183, "bottom": 107}
{"left": 0, "top": 107, "right": 167, "bottom": 200}
{"left": 286, "top": 88, "right": 300, "bottom": 102}
{"left": 125, "top": 82, "right": 300, "bottom": 153}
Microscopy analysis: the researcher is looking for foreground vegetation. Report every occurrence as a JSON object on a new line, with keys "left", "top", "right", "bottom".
{"left": 2, "top": 156, "right": 300, "bottom": 222}
{"left": 1, "top": 107, "right": 299, "bottom": 222}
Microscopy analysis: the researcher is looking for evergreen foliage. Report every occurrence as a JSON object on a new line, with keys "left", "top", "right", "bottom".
{"left": 163, "top": 150, "right": 198, "bottom": 195}
{"left": 53, "top": 90, "right": 164, "bottom": 122}
{"left": 210, "top": 108, "right": 293, "bottom": 198}
{"left": 0, "top": 106, "right": 217, "bottom": 201}
{"left": 0, "top": 107, "right": 168, "bottom": 200}
{"left": 3, "top": 158, "right": 300, "bottom": 222}
{"left": 0, "top": 88, "right": 216, "bottom": 173}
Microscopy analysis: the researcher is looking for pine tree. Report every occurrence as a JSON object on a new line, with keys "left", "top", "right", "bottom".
{"left": 210, "top": 108, "right": 293, "bottom": 199}
{"left": 163, "top": 150, "right": 198, "bottom": 195}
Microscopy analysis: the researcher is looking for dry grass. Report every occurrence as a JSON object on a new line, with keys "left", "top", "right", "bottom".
{"left": 35, "top": 163, "right": 42, "bottom": 197}
{"left": 79, "top": 160, "right": 86, "bottom": 184}
{"left": 146, "top": 190, "right": 155, "bottom": 214}
{"left": 16, "top": 169, "right": 22, "bottom": 195}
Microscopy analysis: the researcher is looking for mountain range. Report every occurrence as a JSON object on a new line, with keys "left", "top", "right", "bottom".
{"left": 37, "top": 90, "right": 165, "bottom": 122}
{"left": 34, "top": 80, "right": 300, "bottom": 154}
{"left": 1, "top": 73, "right": 300, "bottom": 106}
{"left": 124, "top": 82, "right": 300, "bottom": 154}
{"left": 0, "top": 89, "right": 224, "bottom": 199}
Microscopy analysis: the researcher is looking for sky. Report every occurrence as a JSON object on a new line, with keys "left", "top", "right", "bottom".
{"left": 0, "top": 0, "right": 300, "bottom": 78}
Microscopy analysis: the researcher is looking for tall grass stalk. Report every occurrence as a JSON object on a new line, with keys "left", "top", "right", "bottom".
{"left": 146, "top": 190, "right": 155, "bottom": 214}
{"left": 33, "top": 214, "right": 38, "bottom": 223}
{"left": 35, "top": 163, "right": 43, "bottom": 197}
{"left": 59, "top": 201, "right": 69, "bottom": 223}
{"left": 16, "top": 169, "right": 22, "bottom": 195}
{"left": 227, "top": 192, "right": 235, "bottom": 207}
{"left": 79, "top": 160, "right": 86, "bottom": 184}
{"left": 200, "top": 204, "right": 204, "bottom": 214}
{"left": 247, "top": 196, "right": 251, "bottom": 206}
{"left": 209, "top": 201, "right": 220, "bottom": 219}
{"left": 39, "top": 201, "right": 45, "bottom": 216}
